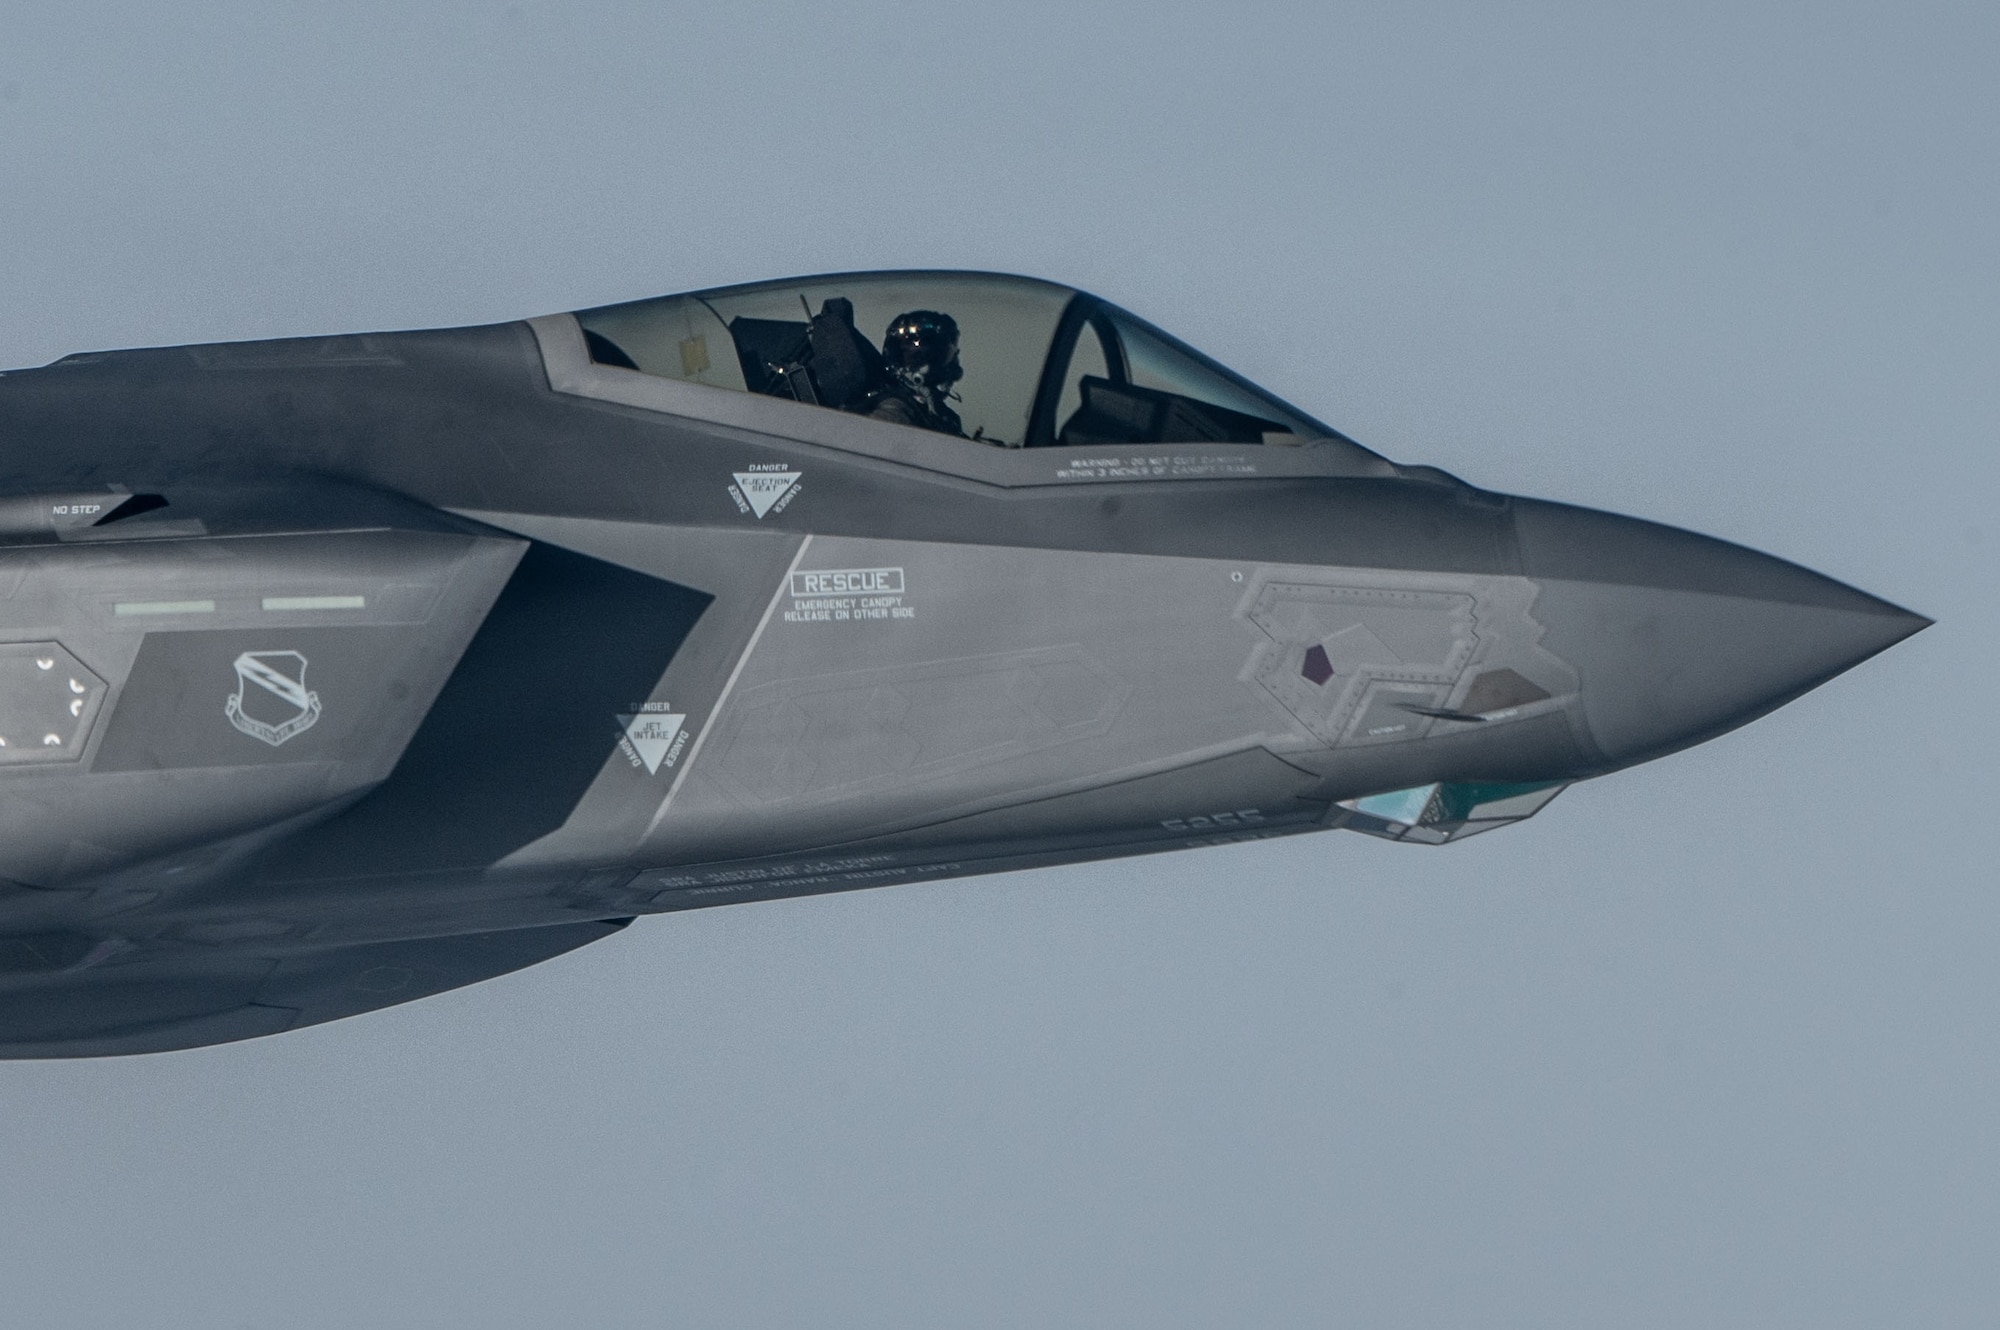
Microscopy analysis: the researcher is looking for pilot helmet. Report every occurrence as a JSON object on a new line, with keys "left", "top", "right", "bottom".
{"left": 882, "top": 310, "right": 962, "bottom": 386}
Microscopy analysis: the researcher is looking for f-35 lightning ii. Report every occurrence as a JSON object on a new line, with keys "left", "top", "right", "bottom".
{"left": 0, "top": 270, "right": 1926, "bottom": 1056}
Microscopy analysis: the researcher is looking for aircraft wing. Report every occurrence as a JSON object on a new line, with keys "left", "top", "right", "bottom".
{"left": 0, "top": 918, "right": 630, "bottom": 1058}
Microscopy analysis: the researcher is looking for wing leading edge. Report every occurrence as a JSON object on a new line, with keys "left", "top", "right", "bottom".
{"left": 0, "top": 918, "right": 630, "bottom": 1058}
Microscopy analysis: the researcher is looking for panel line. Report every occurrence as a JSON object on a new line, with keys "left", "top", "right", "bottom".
{"left": 645, "top": 534, "right": 813, "bottom": 835}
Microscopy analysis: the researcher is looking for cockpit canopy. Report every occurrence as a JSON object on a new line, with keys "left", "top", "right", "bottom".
{"left": 575, "top": 271, "right": 1340, "bottom": 450}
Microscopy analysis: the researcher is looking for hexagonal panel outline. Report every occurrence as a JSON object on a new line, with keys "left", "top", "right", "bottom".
{"left": 0, "top": 642, "right": 108, "bottom": 765}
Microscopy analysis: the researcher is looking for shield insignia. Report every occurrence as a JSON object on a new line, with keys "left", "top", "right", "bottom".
{"left": 225, "top": 650, "right": 322, "bottom": 746}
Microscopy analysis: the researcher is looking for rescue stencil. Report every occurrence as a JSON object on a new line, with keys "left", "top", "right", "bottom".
{"left": 782, "top": 567, "right": 914, "bottom": 624}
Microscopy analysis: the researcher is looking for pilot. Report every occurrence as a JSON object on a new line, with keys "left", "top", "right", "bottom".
{"left": 862, "top": 310, "right": 965, "bottom": 437}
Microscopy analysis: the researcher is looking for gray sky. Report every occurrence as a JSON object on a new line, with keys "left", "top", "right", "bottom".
{"left": 0, "top": 3, "right": 1991, "bottom": 1326}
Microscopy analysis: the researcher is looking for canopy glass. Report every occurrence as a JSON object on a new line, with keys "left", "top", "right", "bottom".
{"left": 576, "top": 271, "right": 1340, "bottom": 450}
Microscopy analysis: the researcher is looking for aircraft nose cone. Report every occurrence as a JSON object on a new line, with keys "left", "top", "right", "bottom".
{"left": 1512, "top": 499, "right": 1929, "bottom": 767}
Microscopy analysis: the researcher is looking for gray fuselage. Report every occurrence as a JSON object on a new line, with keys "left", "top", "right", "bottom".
{"left": 0, "top": 273, "right": 1925, "bottom": 1055}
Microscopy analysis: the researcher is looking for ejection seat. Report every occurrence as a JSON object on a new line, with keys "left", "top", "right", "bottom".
{"left": 728, "top": 296, "right": 884, "bottom": 412}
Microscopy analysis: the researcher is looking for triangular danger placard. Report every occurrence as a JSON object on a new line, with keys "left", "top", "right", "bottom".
{"left": 619, "top": 712, "right": 685, "bottom": 774}
{"left": 733, "top": 471, "right": 800, "bottom": 518}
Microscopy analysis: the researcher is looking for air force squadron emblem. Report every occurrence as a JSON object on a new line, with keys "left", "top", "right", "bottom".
{"left": 226, "top": 650, "right": 322, "bottom": 746}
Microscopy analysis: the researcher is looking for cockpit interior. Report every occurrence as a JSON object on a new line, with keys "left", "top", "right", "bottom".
{"left": 575, "top": 271, "right": 1336, "bottom": 449}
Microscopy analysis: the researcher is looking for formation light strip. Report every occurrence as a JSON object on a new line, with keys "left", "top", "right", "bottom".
{"left": 112, "top": 595, "right": 367, "bottom": 616}
{"left": 114, "top": 600, "right": 216, "bottom": 615}
{"left": 262, "top": 595, "right": 366, "bottom": 611}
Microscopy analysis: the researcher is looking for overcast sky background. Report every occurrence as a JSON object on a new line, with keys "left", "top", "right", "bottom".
{"left": 0, "top": 3, "right": 1991, "bottom": 1326}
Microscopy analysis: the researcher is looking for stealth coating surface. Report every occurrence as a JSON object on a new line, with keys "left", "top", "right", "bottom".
{"left": 0, "top": 275, "right": 1925, "bottom": 1054}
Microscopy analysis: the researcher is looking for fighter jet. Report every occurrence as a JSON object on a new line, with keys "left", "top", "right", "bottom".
{"left": 0, "top": 270, "right": 1925, "bottom": 1057}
